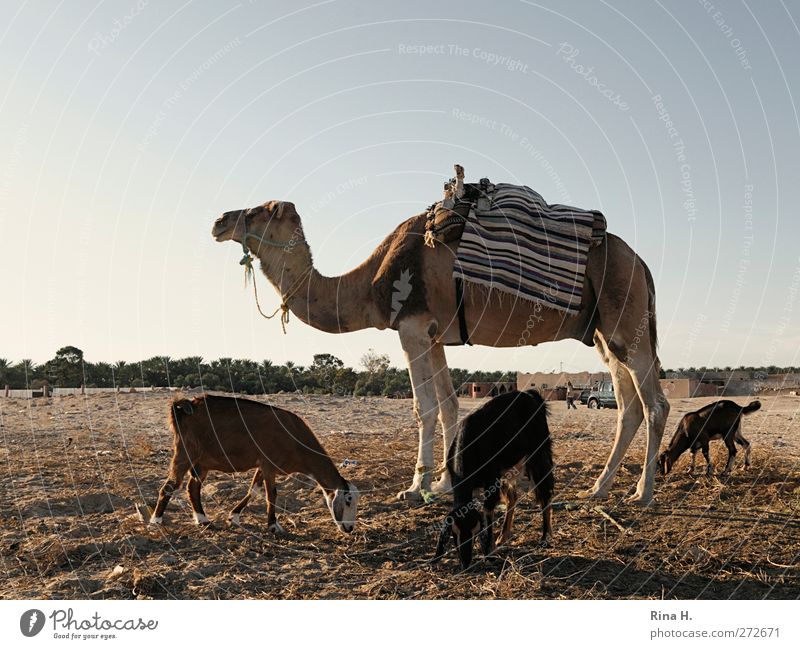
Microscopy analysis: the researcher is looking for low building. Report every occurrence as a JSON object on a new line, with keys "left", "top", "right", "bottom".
{"left": 659, "top": 378, "right": 720, "bottom": 399}
{"left": 459, "top": 381, "right": 517, "bottom": 398}
{"left": 517, "top": 371, "right": 607, "bottom": 396}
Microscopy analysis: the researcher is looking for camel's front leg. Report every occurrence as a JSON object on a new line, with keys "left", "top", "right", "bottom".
{"left": 397, "top": 316, "right": 440, "bottom": 502}
{"left": 578, "top": 339, "right": 643, "bottom": 501}
{"left": 430, "top": 342, "right": 458, "bottom": 495}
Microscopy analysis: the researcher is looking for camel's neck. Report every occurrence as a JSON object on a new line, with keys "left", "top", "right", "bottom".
{"left": 255, "top": 241, "right": 380, "bottom": 333}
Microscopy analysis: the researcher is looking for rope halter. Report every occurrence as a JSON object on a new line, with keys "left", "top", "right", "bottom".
{"left": 238, "top": 213, "right": 310, "bottom": 334}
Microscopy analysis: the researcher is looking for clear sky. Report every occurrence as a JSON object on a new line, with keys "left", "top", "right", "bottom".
{"left": 1, "top": 0, "right": 799, "bottom": 373}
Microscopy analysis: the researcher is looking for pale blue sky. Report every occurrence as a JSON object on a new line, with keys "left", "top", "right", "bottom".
{"left": 1, "top": 0, "right": 799, "bottom": 372}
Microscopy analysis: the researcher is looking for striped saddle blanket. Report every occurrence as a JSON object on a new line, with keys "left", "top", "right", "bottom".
{"left": 453, "top": 183, "right": 606, "bottom": 316}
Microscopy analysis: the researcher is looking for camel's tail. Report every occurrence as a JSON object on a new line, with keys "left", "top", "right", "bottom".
{"left": 742, "top": 400, "right": 761, "bottom": 414}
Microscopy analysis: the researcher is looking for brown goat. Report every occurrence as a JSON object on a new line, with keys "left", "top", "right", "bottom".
{"left": 658, "top": 400, "right": 760, "bottom": 477}
{"left": 150, "top": 394, "right": 359, "bottom": 533}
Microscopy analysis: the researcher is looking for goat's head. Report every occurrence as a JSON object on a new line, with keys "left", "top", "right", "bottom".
{"left": 432, "top": 506, "right": 487, "bottom": 569}
{"left": 658, "top": 423, "right": 690, "bottom": 476}
{"left": 322, "top": 481, "right": 359, "bottom": 534}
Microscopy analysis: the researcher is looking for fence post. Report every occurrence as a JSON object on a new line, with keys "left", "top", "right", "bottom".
{"left": 42, "top": 382, "right": 50, "bottom": 398}
{"left": 81, "top": 384, "right": 85, "bottom": 395}
{"left": 4, "top": 385, "right": 8, "bottom": 397}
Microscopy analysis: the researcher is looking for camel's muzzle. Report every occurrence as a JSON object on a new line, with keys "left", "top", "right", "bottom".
{"left": 212, "top": 209, "right": 245, "bottom": 241}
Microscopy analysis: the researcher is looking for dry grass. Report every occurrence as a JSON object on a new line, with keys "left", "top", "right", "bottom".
{"left": 0, "top": 392, "right": 798, "bottom": 599}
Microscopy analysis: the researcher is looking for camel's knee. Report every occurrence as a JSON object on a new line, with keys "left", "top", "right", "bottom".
{"left": 413, "top": 396, "right": 439, "bottom": 430}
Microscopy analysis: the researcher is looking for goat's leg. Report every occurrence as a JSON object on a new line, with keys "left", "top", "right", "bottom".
{"left": 481, "top": 483, "right": 504, "bottom": 555}
{"left": 703, "top": 446, "right": 714, "bottom": 476}
{"left": 263, "top": 473, "right": 284, "bottom": 534}
{"left": 430, "top": 342, "right": 458, "bottom": 496}
{"left": 687, "top": 449, "right": 698, "bottom": 475}
{"left": 721, "top": 437, "right": 738, "bottom": 476}
{"left": 498, "top": 482, "right": 518, "bottom": 546}
{"left": 735, "top": 421, "right": 752, "bottom": 469}
{"left": 579, "top": 337, "right": 644, "bottom": 501}
{"left": 397, "top": 316, "right": 439, "bottom": 502}
{"left": 228, "top": 469, "right": 263, "bottom": 525}
{"left": 150, "top": 454, "right": 190, "bottom": 524}
{"left": 186, "top": 467, "right": 210, "bottom": 526}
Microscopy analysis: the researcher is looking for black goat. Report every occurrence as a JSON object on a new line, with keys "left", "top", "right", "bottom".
{"left": 432, "top": 390, "right": 554, "bottom": 569}
{"left": 658, "top": 399, "right": 760, "bottom": 477}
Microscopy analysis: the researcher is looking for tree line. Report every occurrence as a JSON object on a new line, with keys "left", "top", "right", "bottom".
{"left": 3, "top": 347, "right": 796, "bottom": 397}
{"left": 0, "top": 346, "right": 515, "bottom": 397}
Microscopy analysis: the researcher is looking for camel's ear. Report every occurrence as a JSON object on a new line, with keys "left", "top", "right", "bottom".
{"left": 267, "top": 200, "right": 297, "bottom": 220}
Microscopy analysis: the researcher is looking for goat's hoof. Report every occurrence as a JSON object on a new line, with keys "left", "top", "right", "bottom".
{"left": 193, "top": 513, "right": 212, "bottom": 527}
{"left": 268, "top": 522, "right": 286, "bottom": 534}
{"left": 148, "top": 516, "right": 164, "bottom": 527}
{"left": 539, "top": 536, "right": 551, "bottom": 548}
{"left": 576, "top": 488, "right": 608, "bottom": 500}
{"left": 228, "top": 514, "right": 241, "bottom": 527}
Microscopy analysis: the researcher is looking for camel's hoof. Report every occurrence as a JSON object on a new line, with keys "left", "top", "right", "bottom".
{"left": 397, "top": 488, "right": 423, "bottom": 502}
{"left": 430, "top": 478, "right": 452, "bottom": 495}
{"left": 576, "top": 488, "right": 608, "bottom": 500}
{"left": 268, "top": 522, "right": 286, "bottom": 534}
{"left": 624, "top": 493, "right": 654, "bottom": 507}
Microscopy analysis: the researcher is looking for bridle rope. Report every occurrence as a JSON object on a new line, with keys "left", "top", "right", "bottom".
{"left": 239, "top": 219, "right": 311, "bottom": 334}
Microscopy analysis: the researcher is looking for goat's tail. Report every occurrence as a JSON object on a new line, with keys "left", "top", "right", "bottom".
{"left": 742, "top": 400, "right": 761, "bottom": 414}
{"left": 526, "top": 435, "right": 555, "bottom": 511}
{"left": 168, "top": 397, "right": 195, "bottom": 438}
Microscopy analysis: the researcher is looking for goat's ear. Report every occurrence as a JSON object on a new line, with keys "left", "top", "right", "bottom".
{"left": 432, "top": 521, "right": 451, "bottom": 563}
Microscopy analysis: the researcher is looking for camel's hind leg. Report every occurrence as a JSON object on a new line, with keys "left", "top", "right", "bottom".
{"left": 397, "top": 315, "right": 440, "bottom": 501}
{"left": 595, "top": 315, "right": 670, "bottom": 505}
{"left": 430, "top": 342, "right": 459, "bottom": 495}
{"left": 623, "top": 349, "right": 669, "bottom": 505}
{"left": 578, "top": 335, "right": 643, "bottom": 501}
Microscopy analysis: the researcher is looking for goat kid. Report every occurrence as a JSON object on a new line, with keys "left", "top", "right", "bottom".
{"left": 433, "top": 390, "right": 554, "bottom": 569}
{"left": 658, "top": 399, "right": 760, "bottom": 477}
{"left": 150, "top": 394, "right": 359, "bottom": 533}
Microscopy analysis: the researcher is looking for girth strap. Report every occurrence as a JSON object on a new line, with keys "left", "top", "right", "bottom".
{"left": 455, "top": 276, "right": 471, "bottom": 346}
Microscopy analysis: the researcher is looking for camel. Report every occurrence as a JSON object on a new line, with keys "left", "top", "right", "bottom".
{"left": 212, "top": 198, "right": 669, "bottom": 505}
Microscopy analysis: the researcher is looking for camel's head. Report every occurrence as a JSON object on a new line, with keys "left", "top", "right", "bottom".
{"left": 212, "top": 200, "right": 304, "bottom": 253}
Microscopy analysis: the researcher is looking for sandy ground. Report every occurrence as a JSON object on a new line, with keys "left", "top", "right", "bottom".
{"left": 0, "top": 391, "right": 798, "bottom": 600}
